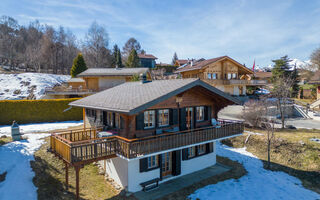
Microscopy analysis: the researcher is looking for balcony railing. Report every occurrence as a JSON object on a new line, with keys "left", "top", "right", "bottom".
{"left": 49, "top": 121, "right": 244, "bottom": 165}
{"left": 203, "top": 79, "right": 268, "bottom": 86}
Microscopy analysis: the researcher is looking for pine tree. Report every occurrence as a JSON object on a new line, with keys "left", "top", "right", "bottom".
{"left": 271, "top": 55, "right": 291, "bottom": 83}
{"left": 291, "top": 65, "right": 300, "bottom": 98}
{"left": 125, "top": 49, "right": 141, "bottom": 68}
{"left": 172, "top": 52, "right": 178, "bottom": 65}
{"left": 112, "top": 44, "right": 122, "bottom": 68}
{"left": 70, "top": 53, "right": 87, "bottom": 78}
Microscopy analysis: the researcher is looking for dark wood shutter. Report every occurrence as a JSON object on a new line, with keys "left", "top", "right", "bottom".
{"left": 180, "top": 108, "right": 186, "bottom": 131}
{"left": 169, "top": 109, "right": 173, "bottom": 125}
{"left": 159, "top": 154, "right": 163, "bottom": 180}
{"left": 172, "top": 150, "right": 181, "bottom": 176}
{"left": 182, "top": 148, "right": 188, "bottom": 160}
{"left": 206, "top": 142, "right": 213, "bottom": 154}
{"left": 204, "top": 106, "right": 208, "bottom": 120}
{"left": 139, "top": 158, "right": 148, "bottom": 172}
{"left": 136, "top": 112, "right": 144, "bottom": 130}
{"left": 155, "top": 110, "right": 159, "bottom": 128}
{"left": 112, "top": 113, "right": 115, "bottom": 128}
{"left": 120, "top": 116, "right": 124, "bottom": 129}
{"left": 207, "top": 106, "right": 212, "bottom": 120}
{"left": 172, "top": 109, "right": 179, "bottom": 125}
{"left": 193, "top": 107, "right": 196, "bottom": 129}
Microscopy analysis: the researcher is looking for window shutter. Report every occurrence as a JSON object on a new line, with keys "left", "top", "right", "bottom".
{"left": 172, "top": 109, "right": 178, "bottom": 125}
{"left": 136, "top": 112, "right": 144, "bottom": 130}
{"left": 139, "top": 158, "right": 148, "bottom": 172}
{"left": 169, "top": 109, "right": 173, "bottom": 125}
{"left": 208, "top": 106, "right": 212, "bottom": 120}
{"left": 172, "top": 150, "right": 181, "bottom": 176}
{"left": 120, "top": 116, "right": 124, "bottom": 129}
{"left": 195, "top": 146, "right": 199, "bottom": 156}
{"left": 182, "top": 148, "right": 188, "bottom": 160}
{"left": 159, "top": 154, "right": 163, "bottom": 180}
{"left": 155, "top": 110, "right": 159, "bottom": 128}
{"left": 193, "top": 107, "right": 196, "bottom": 129}
{"left": 204, "top": 106, "right": 208, "bottom": 120}
{"left": 180, "top": 108, "right": 186, "bottom": 131}
{"left": 206, "top": 142, "right": 213, "bottom": 154}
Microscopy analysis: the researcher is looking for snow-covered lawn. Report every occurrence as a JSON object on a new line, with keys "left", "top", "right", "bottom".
{"left": 0, "top": 121, "right": 82, "bottom": 200}
{"left": 189, "top": 143, "right": 320, "bottom": 200}
{"left": 0, "top": 73, "right": 70, "bottom": 100}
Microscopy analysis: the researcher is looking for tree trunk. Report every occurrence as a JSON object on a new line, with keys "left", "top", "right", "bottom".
{"left": 267, "top": 140, "right": 271, "bottom": 169}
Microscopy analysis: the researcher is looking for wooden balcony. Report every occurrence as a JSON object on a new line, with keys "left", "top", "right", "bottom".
{"left": 49, "top": 121, "right": 244, "bottom": 165}
{"left": 203, "top": 79, "right": 268, "bottom": 86}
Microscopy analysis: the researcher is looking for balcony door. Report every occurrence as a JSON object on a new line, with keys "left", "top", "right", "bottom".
{"left": 161, "top": 152, "right": 172, "bottom": 178}
{"left": 186, "top": 107, "right": 194, "bottom": 130}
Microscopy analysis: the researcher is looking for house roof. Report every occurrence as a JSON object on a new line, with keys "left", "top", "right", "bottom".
{"left": 77, "top": 68, "right": 149, "bottom": 77}
{"left": 254, "top": 72, "right": 272, "bottom": 79}
{"left": 138, "top": 54, "right": 157, "bottom": 59}
{"left": 175, "top": 56, "right": 253, "bottom": 74}
{"left": 67, "top": 78, "right": 85, "bottom": 83}
{"left": 309, "top": 70, "right": 320, "bottom": 84}
{"left": 69, "top": 78, "right": 242, "bottom": 114}
{"left": 175, "top": 59, "right": 189, "bottom": 66}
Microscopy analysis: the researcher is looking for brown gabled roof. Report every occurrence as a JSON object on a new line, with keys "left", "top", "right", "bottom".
{"left": 254, "top": 72, "right": 272, "bottom": 79}
{"left": 309, "top": 70, "right": 320, "bottom": 84}
{"left": 175, "top": 59, "right": 189, "bottom": 66}
{"left": 138, "top": 54, "right": 157, "bottom": 59}
{"left": 175, "top": 56, "right": 253, "bottom": 74}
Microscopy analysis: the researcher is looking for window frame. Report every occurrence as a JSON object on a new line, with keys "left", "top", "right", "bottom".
{"left": 158, "top": 109, "right": 170, "bottom": 127}
{"left": 227, "top": 73, "right": 232, "bottom": 80}
{"left": 147, "top": 155, "right": 159, "bottom": 169}
{"left": 212, "top": 73, "right": 217, "bottom": 79}
{"left": 198, "top": 144, "right": 206, "bottom": 155}
{"left": 207, "top": 73, "right": 212, "bottom": 79}
{"left": 187, "top": 146, "right": 196, "bottom": 158}
{"left": 144, "top": 110, "right": 155, "bottom": 129}
{"left": 232, "top": 73, "right": 237, "bottom": 79}
{"left": 196, "top": 106, "right": 205, "bottom": 122}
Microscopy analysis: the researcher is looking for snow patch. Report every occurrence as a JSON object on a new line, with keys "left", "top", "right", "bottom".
{"left": 189, "top": 142, "right": 320, "bottom": 200}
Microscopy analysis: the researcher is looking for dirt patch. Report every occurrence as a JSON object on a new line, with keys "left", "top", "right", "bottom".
{"left": 0, "top": 171, "right": 7, "bottom": 182}
{"left": 0, "top": 136, "right": 12, "bottom": 146}
{"left": 222, "top": 128, "right": 320, "bottom": 194}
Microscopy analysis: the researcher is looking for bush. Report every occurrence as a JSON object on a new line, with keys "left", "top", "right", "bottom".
{"left": 0, "top": 98, "right": 82, "bottom": 125}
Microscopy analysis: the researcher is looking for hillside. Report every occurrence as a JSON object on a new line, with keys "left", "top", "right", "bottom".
{"left": 0, "top": 73, "right": 70, "bottom": 100}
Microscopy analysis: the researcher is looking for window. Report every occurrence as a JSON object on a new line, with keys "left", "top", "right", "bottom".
{"left": 187, "top": 146, "right": 196, "bottom": 158}
{"left": 227, "top": 73, "right": 232, "bottom": 80}
{"left": 198, "top": 144, "right": 206, "bottom": 155}
{"left": 115, "top": 113, "right": 121, "bottom": 129}
{"left": 107, "top": 112, "right": 113, "bottom": 127}
{"left": 212, "top": 73, "right": 217, "bottom": 79}
{"left": 207, "top": 73, "right": 212, "bottom": 79}
{"left": 158, "top": 109, "right": 169, "bottom": 127}
{"left": 86, "top": 109, "right": 96, "bottom": 118}
{"left": 196, "top": 106, "right": 205, "bottom": 122}
{"left": 144, "top": 110, "right": 155, "bottom": 129}
{"left": 232, "top": 73, "right": 237, "bottom": 79}
{"left": 147, "top": 155, "right": 158, "bottom": 169}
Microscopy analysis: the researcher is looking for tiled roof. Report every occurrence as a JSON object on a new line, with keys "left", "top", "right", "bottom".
{"left": 176, "top": 60, "right": 189, "bottom": 65}
{"left": 69, "top": 79, "right": 241, "bottom": 114}
{"left": 67, "top": 78, "right": 85, "bottom": 83}
{"left": 77, "top": 68, "right": 149, "bottom": 77}
{"left": 138, "top": 54, "right": 157, "bottom": 59}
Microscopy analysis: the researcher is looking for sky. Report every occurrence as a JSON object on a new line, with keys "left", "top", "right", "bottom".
{"left": 1, "top": 0, "right": 320, "bottom": 68}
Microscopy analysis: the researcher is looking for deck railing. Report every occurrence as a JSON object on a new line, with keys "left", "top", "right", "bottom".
{"left": 50, "top": 121, "right": 243, "bottom": 164}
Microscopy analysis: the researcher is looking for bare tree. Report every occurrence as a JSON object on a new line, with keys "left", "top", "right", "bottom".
{"left": 243, "top": 99, "right": 265, "bottom": 127}
{"left": 122, "top": 37, "right": 143, "bottom": 60}
{"left": 310, "top": 47, "right": 320, "bottom": 71}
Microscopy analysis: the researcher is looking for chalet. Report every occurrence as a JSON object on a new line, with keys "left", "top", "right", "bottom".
{"left": 175, "top": 56, "right": 268, "bottom": 96}
{"left": 44, "top": 68, "right": 150, "bottom": 99}
{"left": 309, "top": 71, "right": 320, "bottom": 109}
{"left": 175, "top": 59, "right": 189, "bottom": 67}
{"left": 49, "top": 78, "right": 243, "bottom": 198}
{"left": 138, "top": 53, "right": 157, "bottom": 68}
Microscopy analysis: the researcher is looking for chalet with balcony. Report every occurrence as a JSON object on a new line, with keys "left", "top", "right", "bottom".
{"left": 138, "top": 53, "right": 157, "bottom": 68}
{"left": 175, "top": 56, "right": 268, "bottom": 96}
{"left": 49, "top": 78, "right": 243, "bottom": 198}
{"left": 44, "top": 68, "right": 150, "bottom": 99}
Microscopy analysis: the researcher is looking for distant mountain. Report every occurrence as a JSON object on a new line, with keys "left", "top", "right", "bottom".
{"left": 288, "top": 58, "right": 311, "bottom": 70}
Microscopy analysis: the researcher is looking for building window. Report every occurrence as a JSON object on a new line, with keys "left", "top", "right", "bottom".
{"left": 196, "top": 106, "right": 205, "bottom": 122}
{"left": 207, "top": 73, "right": 212, "bottom": 79}
{"left": 158, "top": 109, "right": 169, "bottom": 127}
{"left": 198, "top": 144, "right": 206, "bottom": 155}
{"left": 232, "top": 73, "right": 237, "bottom": 79}
{"left": 187, "top": 146, "right": 196, "bottom": 158}
{"left": 115, "top": 113, "right": 121, "bottom": 129}
{"left": 147, "top": 155, "right": 158, "bottom": 169}
{"left": 86, "top": 109, "right": 96, "bottom": 118}
{"left": 212, "top": 73, "right": 217, "bottom": 79}
{"left": 144, "top": 110, "right": 155, "bottom": 129}
{"left": 227, "top": 73, "right": 232, "bottom": 80}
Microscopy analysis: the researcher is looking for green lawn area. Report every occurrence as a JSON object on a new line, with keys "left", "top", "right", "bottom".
{"left": 222, "top": 128, "right": 320, "bottom": 194}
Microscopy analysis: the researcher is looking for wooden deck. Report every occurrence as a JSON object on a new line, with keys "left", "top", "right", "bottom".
{"left": 50, "top": 121, "right": 244, "bottom": 165}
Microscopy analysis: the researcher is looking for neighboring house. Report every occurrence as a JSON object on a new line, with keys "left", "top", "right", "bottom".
{"left": 138, "top": 53, "right": 157, "bottom": 68}
{"left": 175, "top": 59, "right": 189, "bottom": 67}
{"left": 309, "top": 70, "right": 320, "bottom": 100}
{"left": 44, "top": 68, "right": 151, "bottom": 99}
{"left": 50, "top": 78, "right": 243, "bottom": 196}
{"left": 252, "top": 72, "right": 272, "bottom": 84}
{"left": 175, "top": 56, "right": 267, "bottom": 96}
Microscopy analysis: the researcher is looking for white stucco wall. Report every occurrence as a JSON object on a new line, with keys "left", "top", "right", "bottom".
{"left": 104, "top": 157, "right": 129, "bottom": 188}
{"left": 216, "top": 85, "right": 225, "bottom": 92}
{"left": 233, "top": 86, "right": 240, "bottom": 96}
{"left": 243, "top": 85, "right": 246, "bottom": 95}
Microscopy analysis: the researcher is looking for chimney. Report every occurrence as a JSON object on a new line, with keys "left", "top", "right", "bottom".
{"left": 139, "top": 73, "right": 149, "bottom": 84}
{"left": 191, "top": 59, "right": 193, "bottom": 66}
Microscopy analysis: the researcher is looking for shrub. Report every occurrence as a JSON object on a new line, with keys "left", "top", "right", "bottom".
{"left": 0, "top": 98, "right": 82, "bottom": 125}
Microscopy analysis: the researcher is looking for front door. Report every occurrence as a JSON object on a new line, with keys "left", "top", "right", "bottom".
{"left": 161, "top": 152, "right": 172, "bottom": 178}
{"left": 186, "top": 107, "right": 193, "bottom": 130}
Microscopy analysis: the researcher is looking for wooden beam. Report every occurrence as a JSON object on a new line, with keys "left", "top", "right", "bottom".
{"left": 83, "top": 108, "right": 86, "bottom": 131}
{"left": 75, "top": 166, "right": 80, "bottom": 200}
{"left": 65, "top": 162, "right": 69, "bottom": 190}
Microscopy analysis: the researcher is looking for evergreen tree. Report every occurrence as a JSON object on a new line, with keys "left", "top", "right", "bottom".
{"left": 172, "top": 52, "right": 178, "bottom": 65}
{"left": 271, "top": 55, "right": 291, "bottom": 83}
{"left": 125, "top": 49, "right": 141, "bottom": 68}
{"left": 70, "top": 53, "right": 87, "bottom": 77}
{"left": 112, "top": 44, "right": 122, "bottom": 68}
{"left": 291, "top": 65, "right": 300, "bottom": 98}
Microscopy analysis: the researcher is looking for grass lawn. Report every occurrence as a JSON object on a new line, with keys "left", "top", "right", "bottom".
{"left": 31, "top": 137, "right": 120, "bottom": 200}
{"left": 222, "top": 128, "right": 320, "bottom": 194}
{"left": 0, "top": 136, "right": 12, "bottom": 146}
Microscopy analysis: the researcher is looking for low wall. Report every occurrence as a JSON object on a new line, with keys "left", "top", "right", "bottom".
{"left": 0, "top": 98, "right": 82, "bottom": 125}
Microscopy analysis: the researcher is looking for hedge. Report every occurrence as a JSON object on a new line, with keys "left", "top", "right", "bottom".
{"left": 0, "top": 98, "right": 83, "bottom": 125}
